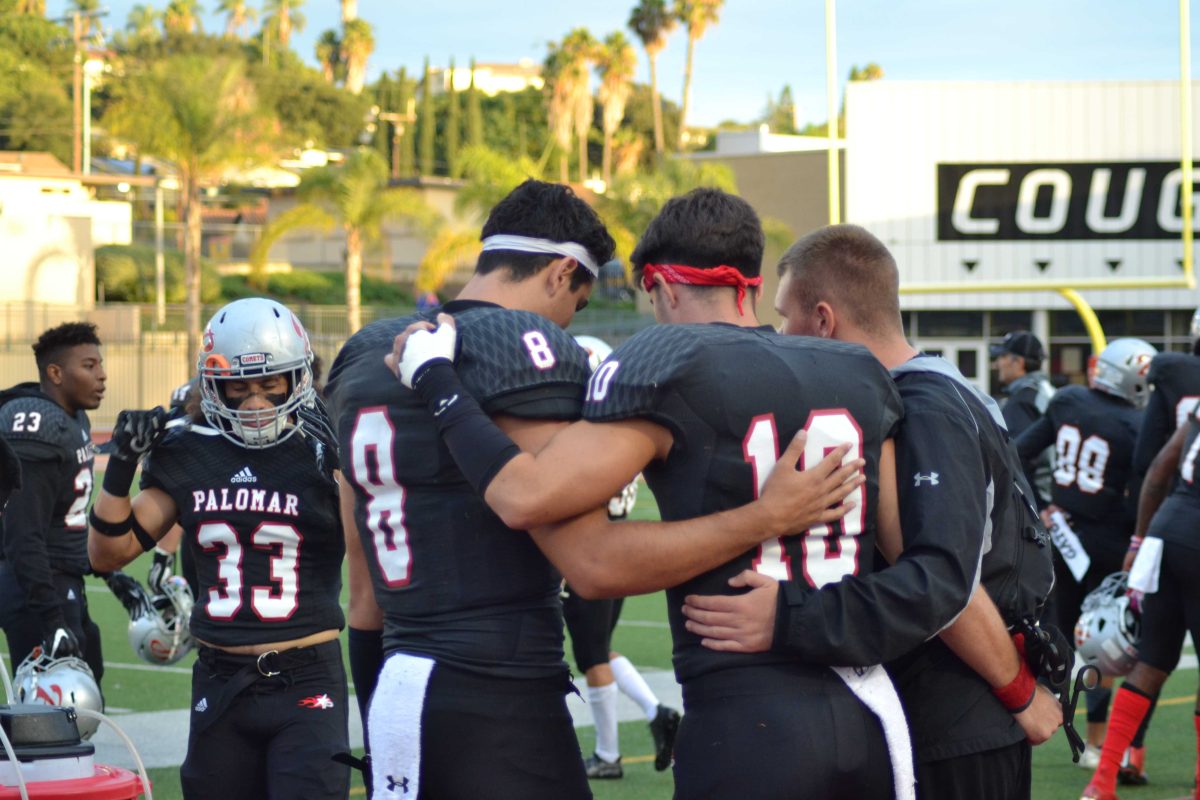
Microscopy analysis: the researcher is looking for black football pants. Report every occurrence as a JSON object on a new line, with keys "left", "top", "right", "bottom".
{"left": 0, "top": 567, "right": 103, "bottom": 684}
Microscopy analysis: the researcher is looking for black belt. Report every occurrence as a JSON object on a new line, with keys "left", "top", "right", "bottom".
{"left": 192, "top": 639, "right": 338, "bottom": 734}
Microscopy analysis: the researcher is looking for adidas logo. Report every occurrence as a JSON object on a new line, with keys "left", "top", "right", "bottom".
{"left": 194, "top": 698, "right": 208, "bottom": 713}
{"left": 231, "top": 467, "right": 257, "bottom": 484}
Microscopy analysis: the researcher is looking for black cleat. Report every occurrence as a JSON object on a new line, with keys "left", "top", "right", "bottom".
{"left": 649, "top": 704, "right": 681, "bottom": 772}
{"left": 584, "top": 753, "right": 623, "bottom": 779}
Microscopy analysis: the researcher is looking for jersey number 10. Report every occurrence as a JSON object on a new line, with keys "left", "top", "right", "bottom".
{"left": 743, "top": 410, "right": 864, "bottom": 589}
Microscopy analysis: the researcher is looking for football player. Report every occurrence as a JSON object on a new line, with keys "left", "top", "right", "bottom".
{"left": 564, "top": 335, "right": 680, "bottom": 779}
{"left": 327, "top": 182, "right": 862, "bottom": 798}
{"left": 0, "top": 323, "right": 113, "bottom": 683}
{"left": 391, "top": 189, "right": 972, "bottom": 799}
{"left": 88, "top": 298, "right": 349, "bottom": 800}
{"left": 1015, "top": 337, "right": 1154, "bottom": 763}
{"left": 1081, "top": 401, "right": 1200, "bottom": 799}
{"left": 991, "top": 331, "right": 1056, "bottom": 509}
{"left": 680, "top": 224, "right": 1063, "bottom": 800}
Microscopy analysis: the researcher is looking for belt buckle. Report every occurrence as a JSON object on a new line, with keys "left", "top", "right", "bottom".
{"left": 256, "top": 649, "right": 281, "bottom": 677}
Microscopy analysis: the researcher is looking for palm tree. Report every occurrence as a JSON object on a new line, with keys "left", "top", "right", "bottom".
{"left": 628, "top": 0, "right": 675, "bottom": 155}
{"left": 69, "top": 0, "right": 101, "bottom": 38}
{"left": 466, "top": 59, "right": 483, "bottom": 149}
{"left": 341, "top": 18, "right": 374, "bottom": 94}
{"left": 674, "top": 0, "right": 722, "bottom": 149}
{"left": 216, "top": 0, "right": 257, "bottom": 39}
{"left": 315, "top": 29, "right": 340, "bottom": 84}
{"left": 340, "top": 0, "right": 357, "bottom": 22}
{"left": 418, "top": 58, "right": 434, "bottom": 175}
{"left": 445, "top": 58, "right": 461, "bottom": 175}
{"left": 596, "top": 32, "right": 636, "bottom": 187}
{"left": 543, "top": 42, "right": 574, "bottom": 184}
{"left": 565, "top": 29, "right": 598, "bottom": 184}
{"left": 16, "top": 0, "right": 46, "bottom": 15}
{"left": 163, "top": 0, "right": 202, "bottom": 35}
{"left": 251, "top": 149, "right": 440, "bottom": 333}
{"left": 263, "top": 0, "right": 305, "bottom": 51}
{"left": 125, "top": 4, "right": 160, "bottom": 41}
{"left": 104, "top": 56, "right": 274, "bottom": 363}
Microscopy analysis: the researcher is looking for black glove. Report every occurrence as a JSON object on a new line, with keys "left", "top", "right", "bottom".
{"left": 111, "top": 407, "right": 169, "bottom": 464}
{"left": 298, "top": 400, "right": 340, "bottom": 475}
{"left": 147, "top": 547, "right": 176, "bottom": 596}
{"left": 1015, "top": 617, "right": 1072, "bottom": 693}
{"left": 44, "top": 626, "right": 81, "bottom": 659}
{"left": 104, "top": 571, "right": 152, "bottom": 619}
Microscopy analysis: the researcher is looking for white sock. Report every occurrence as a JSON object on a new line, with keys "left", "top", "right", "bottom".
{"left": 610, "top": 655, "right": 659, "bottom": 721}
{"left": 588, "top": 682, "right": 620, "bottom": 763}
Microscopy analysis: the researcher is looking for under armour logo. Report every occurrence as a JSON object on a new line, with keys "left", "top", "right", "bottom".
{"left": 913, "top": 472, "right": 940, "bottom": 487}
{"left": 386, "top": 775, "right": 410, "bottom": 794}
{"left": 433, "top": 394, "right": 458, "bottom": 417}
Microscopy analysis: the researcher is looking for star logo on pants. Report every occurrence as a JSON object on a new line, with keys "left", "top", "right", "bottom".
{"left": 297, "top": 693, "right": 335, "bottom": 709}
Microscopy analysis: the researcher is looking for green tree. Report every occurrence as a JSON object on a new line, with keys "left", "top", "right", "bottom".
{"left": 263, "top": 0, "right": 305, "bottom": 51}
{"left": 125, "top": 4, "right": 160, "bottom": 41}
{"left": 596, "top": 31, "right": 636, "bottom": 186}
{"left": 674, "top": 0, "right": 722, "bottom": 149}
{"left": 163, "top": 0, "right": 202, "bottom": 36}
{"left": 104, "top": 55, "right": 275, "bottom": 361}
{"left": 341, "top": 17, "right": 373, "bottom": 94}
{"left": 628, "top": 0, "right": 675, "bottom": 155}
{"left": 251, "top": 148, "right": 440, "bottom": 332}
{"left": 466, "top": 59, "right": 484, "bottom": 149}
{"left": 315, "top": 28, "right": 340, "bottom": 83}
{"left": 215, "top": 0, "right": 255, "bottom": 38}
{"left": 445, "top": 58, "right": 461, "bottom": 175}
{"left": 397, "top": 67, "right": 416, "bottom": 178}
{"left": 69, "top": 0, "right": 100, "bottom": 37}
{"left": 16, "top": 0, "right": 45, "bottom": 15}
{"left": 543, "top": 41, "right": 574, "bottom": 183}
{"left": 763, "top": 84, "right": 797, "bottom": 134}
{"left": 419, "top": 58, "right": 434, "bottom": 175}
{"left": 564, "top": 28, "right": 598, "bottom": 183}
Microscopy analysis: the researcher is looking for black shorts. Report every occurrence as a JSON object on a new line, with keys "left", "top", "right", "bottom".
{"left": 674, "top": 664, "right": 893, "bottom": 800}
{"left": 562, "top": 590, "right": 624, "bottom": 672}
{"left": 369, "top": 654, "right": 591, "bottom": 799}
{"left": 915, "top": 739, "right": 1031, "bottom": 800}
{"left": 1136, "top": 540, "right": 1200, "bottom": 673}
{"left": 180, "top": 640, "right": 350, "bottom": 800}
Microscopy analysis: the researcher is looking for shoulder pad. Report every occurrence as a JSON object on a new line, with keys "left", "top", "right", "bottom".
{"left": 454, "top": 307, "right": 590, "bottom": 403}
{"left": 0, "top": 394, "right": 82, "bottom": 458}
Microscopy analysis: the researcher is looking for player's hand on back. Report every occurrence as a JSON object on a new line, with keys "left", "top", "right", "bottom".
{"left": 682, "top": 570, "right": 779, "bottom": 653}
{"left": 1013, "top": 684, "right": 1063, "bottom": 745}
{"left": 111, "top": 406, "right": 168, "bottom": 463}
{"left": 756, "top": 430, "right": 865, "bottom": 537}
{"left": 386, "top": 313, "right": 458, "bottom": 389}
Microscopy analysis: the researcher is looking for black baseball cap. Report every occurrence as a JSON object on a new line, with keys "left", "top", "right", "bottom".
{"left": 989, "top": 331, "right": 1044, "bottom": 362}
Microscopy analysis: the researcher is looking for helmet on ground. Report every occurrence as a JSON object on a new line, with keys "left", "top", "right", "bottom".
{"left": 13, "top": 649, "right": 104, "bottom": 739}
{"left": 1091, "top": 338, "right": 1156, "bottom": 409}
{"left": 1074, "top": 572, "right": 1140, "bottom": 677}
{"left": 198, "top": 298, "right": 315, "bottom": 448}
{"left": 573, "top": 335, "right": 613, "bottom": 373}
{"left": 128, "top": 575, "right": 195, "bottom": 666}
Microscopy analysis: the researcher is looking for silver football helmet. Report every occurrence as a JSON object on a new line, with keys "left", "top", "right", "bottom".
{"left": 574, "top": 335, "right": 613, "bottom": 372}
{"left": 1074, "top": 572, "right": 1140, "bottom": 677}
{"left": 198, "top": 298, "right": 316, "bottom": 448}
{"left": 13, "top": 649, "right": 104, "bottom": 739}
{"left": 129, "top": 575, "right": 195, "bottom": 666}
{"left": 1091, "top": 338, "right": 1156, "bottom": 409}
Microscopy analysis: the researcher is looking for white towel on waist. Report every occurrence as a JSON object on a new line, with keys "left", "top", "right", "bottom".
{"left": 1128, "top": 536, "right": 1164, "bottom": 595}
{"left": 831, "top": 664, "right": 916, "bottom": 800}
{"left": 369, "top": 652, "right": 436, "bottom": 799}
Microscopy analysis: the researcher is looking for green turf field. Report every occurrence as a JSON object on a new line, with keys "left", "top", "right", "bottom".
{"left": 10, "top": 475, "right": 1199, "bottom": 799}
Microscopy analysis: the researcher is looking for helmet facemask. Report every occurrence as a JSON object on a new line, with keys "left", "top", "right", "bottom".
{"left": 200, "top": 359, "right": 314, "bottom": 449}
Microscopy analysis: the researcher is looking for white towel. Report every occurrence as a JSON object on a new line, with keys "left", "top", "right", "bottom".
{"left": 831, "top": 665, "right": 916, "bottom": 800}
{"left": 1128, "top": 536, "right": 1164, "bottom": 595}
{"left": 369, "top": 652, "right": 436, "bottom": 799}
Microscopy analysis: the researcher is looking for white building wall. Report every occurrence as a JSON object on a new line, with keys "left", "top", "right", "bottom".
{"left": 845, "top": 80, "right": 1200, "bottom": 312}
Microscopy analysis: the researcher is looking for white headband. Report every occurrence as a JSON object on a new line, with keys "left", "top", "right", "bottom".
{"left": 480, "top": 234, "right": 601, "bottom": 276}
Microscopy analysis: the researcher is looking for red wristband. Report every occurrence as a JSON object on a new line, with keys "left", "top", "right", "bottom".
{"left": 993, "top": 655, "right": 1037, "bottom": 713}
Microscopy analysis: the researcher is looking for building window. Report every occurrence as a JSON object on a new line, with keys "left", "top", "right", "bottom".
{"left": 916, "top": 311, "right": 983, "bottom": 337}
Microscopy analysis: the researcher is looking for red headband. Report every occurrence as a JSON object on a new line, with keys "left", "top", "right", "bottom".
{"left": 641, "top": 263, "right": 763, "bottom": 314}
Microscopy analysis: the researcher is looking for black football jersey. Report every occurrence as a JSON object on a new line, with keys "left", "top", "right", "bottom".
{"left": 325, "top": 300, "right": 591, "bottom": 679}
{"left": 1016, "top": 385, "right": 1141, "bottom": 537}
{"left": 0, "top": 384, "right": 94, "bottom": 577}
{"left": 1147, "top": 405, "right": 1200, "bottom": 549}
{"left": 140, "top": 424, "right": 345, "bottom": 647}
{"left": 581, "top": 324, "right": 903, "bottom": 682}
{"left": 1134, "top": 352, "right": 1200, "bottom": 479}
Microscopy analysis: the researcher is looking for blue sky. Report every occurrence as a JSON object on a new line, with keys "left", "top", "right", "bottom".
{"left": 48, "top": 0, "right": 1199, "bottom": 127}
